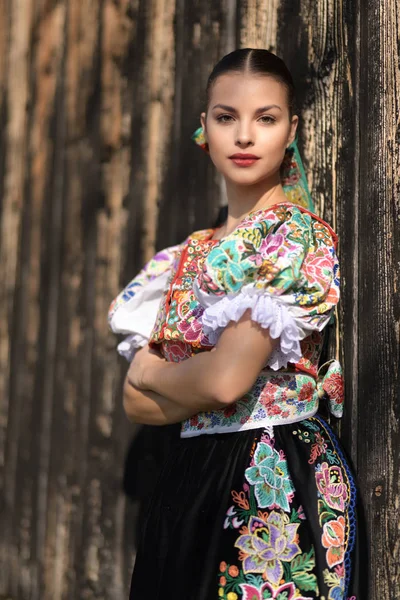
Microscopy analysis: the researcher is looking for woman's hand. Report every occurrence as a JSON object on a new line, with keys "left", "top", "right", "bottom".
{"left": 123, "top": 346, "right": 199, "bottom": 425}
{"left": 123, "top": 381, "right": 199, "bottom": 425}
{"left": 127, "top": 344, "right": 166, "bottom": 389}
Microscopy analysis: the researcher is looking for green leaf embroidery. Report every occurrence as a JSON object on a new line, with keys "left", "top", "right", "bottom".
{"left": 318, "top": 499, "right": 339, "bottom": 525}
{"left": 292, "top": 571, "right": 318, "bottom": 592}
{"left": 289, "top": 508, "right": 302, "bottom": 523}
{"left": 323, "top": 568, "right": 341, "bottom": 586}
{"left": 291, "top": 547, "right": 315, "bottom": 574}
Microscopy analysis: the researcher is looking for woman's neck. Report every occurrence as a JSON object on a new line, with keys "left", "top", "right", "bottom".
{"left": 220, "top": 175, "right": 288, "bottom": 237}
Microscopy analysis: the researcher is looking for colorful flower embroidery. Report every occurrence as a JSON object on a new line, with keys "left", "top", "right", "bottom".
{"left": 245, "top": 443, "right": 295, "bottom": 511}
{"left": 323, "top": 565, "right": 346, "bottom": 600}
{"left": 160, "top": 340, "right": 192, "bottom": 362}
{"left": 180, "top": 372, "right": 320, "bottom": 437}
{"left": 109, "top": 205, "right": 344, "bottom": 437}
{"left": 323, "top": 372, "right": 344, "bottom": 403}
{"left": 240, "top": 581, "right": 312, "bottom": 600}
{"left": 177, "top": 304, "right": 204, "bottom": 343}
{"left": 298, "top": 382, "right": 315, "bottom": 402}
{"left": 315, "top": 462, "right": 349, "bottom": 512}
{"left": 322, "top": 516, "right": 346, "bottom": 568}
{"left": 235, "top": 512, "right": 301, "bottom": 584}
{"left": 206, "top": 240, "right": 253, "bottom": 293}
{"left": 217, "top": 417, "right": 355, "bottom": 600}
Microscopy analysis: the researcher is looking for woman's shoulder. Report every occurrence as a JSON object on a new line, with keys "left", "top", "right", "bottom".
{"left": 236, "top": 202, "right": 337, "bottom": 250}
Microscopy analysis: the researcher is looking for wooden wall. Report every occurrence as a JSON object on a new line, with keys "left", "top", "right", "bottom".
{"left": 0, "top": 0, "right": 398, "bottom": 598}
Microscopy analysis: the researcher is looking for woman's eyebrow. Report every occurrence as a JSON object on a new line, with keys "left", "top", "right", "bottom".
{"left": 211, "top": 103, "right": 282, "bottom": 112}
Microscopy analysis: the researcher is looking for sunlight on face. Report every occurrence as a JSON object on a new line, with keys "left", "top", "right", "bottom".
{"left": 201, "top": 73, "right": 298, "bottom": 187}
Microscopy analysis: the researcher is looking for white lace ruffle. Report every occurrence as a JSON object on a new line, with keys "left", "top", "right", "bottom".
{"left": 117, "top": 333, "right": 148, "bottom": 362}
{"left": 195, "top": 284, "right": 304, "bottom": 371}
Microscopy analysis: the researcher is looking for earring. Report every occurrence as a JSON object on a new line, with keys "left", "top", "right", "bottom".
{"left": 191, "top": 126, "right": 209, "bottom": 153}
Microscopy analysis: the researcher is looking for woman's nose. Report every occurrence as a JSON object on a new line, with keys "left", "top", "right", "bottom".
{"left": 235, "top": 124, "right": 254, "bottom": 147}
{"left": 236, "top": 138, "right": 253, "bottom": 148}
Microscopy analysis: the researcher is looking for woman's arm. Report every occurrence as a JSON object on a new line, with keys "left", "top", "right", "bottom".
{"left": 122, "top": 380, "right": 200, "bottom": 425}
{"left": 128, "top": 309, "right": 278, "bottom": 411}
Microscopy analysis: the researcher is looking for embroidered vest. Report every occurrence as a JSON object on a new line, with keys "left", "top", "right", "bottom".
{"left": 148, "top": 228, "right": 343, "bottom": 437}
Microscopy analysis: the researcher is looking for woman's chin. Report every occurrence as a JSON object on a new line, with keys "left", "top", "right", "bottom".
{"left": 223, "top": 171, "right": 271, "bottom": 188}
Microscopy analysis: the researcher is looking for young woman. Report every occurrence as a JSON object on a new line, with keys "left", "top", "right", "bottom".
{"left": 109, "top": 49, "right": 366, "bottom": 600}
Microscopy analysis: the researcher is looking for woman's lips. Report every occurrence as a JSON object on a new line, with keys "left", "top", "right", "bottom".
{"left": 230, "top": 158, "right": 259, "bottom": 167}
{"left": 229, "top": 154, "right": 260, "bottom": 167}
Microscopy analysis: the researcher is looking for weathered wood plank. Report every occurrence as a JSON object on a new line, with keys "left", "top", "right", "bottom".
{"left": 157, "top": 0, "right": 234, "bottom": 250}
{"left": 60, "top": 3, "right": 104, "bottom": 596}
{"left": 238, "top": 0, "right": 280, "bottom": 50}
{"left": 0, "top": 1, "right": 33, "bottom": 596}
{"left": 356, "top": 0, "right": 400, "bottom": 596}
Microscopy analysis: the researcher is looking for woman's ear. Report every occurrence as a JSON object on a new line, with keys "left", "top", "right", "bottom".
{"left": 287, "top": 115, "right": 299, "bottom": 147}
{"left": 200, "top": 112, "right": 207, "bottom": 136}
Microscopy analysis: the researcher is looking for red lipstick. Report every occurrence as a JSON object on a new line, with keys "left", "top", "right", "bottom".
{"left": 229, "top": 153, "right": 260, "bottom": 167}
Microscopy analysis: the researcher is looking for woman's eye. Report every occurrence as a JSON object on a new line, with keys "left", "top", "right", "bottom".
{"left": 216, "top": 114, "right": 234, "bottom": 123}
{"left": 259, "top": 115, "right": 276, "bottom": 124}
{"left": 215, "top": 114, "right": 275, "bottom": 124}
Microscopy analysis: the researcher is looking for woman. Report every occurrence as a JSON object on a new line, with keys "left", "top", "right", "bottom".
{"left": 109, "top": 49, "right": 366, "bottom": 600}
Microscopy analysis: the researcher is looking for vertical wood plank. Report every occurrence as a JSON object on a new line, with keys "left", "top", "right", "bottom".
{"left": 0, "top": 1, "right": 33, "bottom": 596}
{"left": 357, "top": 0, "right": 400, "bottom": 595}
{"left": 238, "top": 0, "right": 280, "bottom": 50}
{"left": 62, "top": 2, "right": 102, "bottom": 596}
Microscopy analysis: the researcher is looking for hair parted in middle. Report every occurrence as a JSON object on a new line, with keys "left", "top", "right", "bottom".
{"left": 205, "top": 48, "right": 296, "bottom": 119}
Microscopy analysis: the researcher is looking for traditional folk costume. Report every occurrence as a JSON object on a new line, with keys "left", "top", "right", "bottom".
{"left": 108, "top": 134, "right": 365, "bottom": 600}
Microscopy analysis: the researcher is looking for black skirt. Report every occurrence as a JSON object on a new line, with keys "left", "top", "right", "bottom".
{"left": 129, "top": 415, "right": 367, "bottom": 599}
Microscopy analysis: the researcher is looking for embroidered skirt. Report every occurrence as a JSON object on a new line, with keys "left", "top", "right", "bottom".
{"left": 129, "top": 415, "right": 367, "bottom": 600}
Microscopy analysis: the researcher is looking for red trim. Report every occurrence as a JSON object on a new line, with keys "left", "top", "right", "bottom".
{"left": 289, "top": 204, "right": 338, "bottom": 250}
{"left": 292, "top": 362, "right": 317, "bottom": 378}
{"left": 158, "top": 243, "right": 189, "bottom": 340}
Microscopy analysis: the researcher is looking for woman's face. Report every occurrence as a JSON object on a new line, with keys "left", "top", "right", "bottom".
{"left": 201, "top": 73, "right": 298, "bottom": 187}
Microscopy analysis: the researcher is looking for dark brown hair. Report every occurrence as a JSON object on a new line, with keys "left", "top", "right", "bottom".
{"left": 206, "top": 48, "right": 296, "bottom": 118}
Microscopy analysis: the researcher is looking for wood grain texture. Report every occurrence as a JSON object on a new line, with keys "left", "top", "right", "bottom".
{"left": 356, "top": 0, "right": 400, "bottom": 596}
{"left": 238, "top": 0, "right": 279, "bottom": 50}
{"left": 0, "top": 1, "right": 399, "bottom": 598}
{"left": 0, "top": 1, "right": 33, "bottom": 597}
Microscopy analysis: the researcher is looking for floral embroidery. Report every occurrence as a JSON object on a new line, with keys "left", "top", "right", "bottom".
{"left": 235, "top": 512, "right": 301, "bottom": 583}
{"left": 323, "top": 564, "right": 346, "bottom": 600}
{"left": 180, "top": 360, "right": 345, "bottom": 437}
{"left": 206, "top": 240, "right": 253, "bottom": 293}
{"left": 152, "top": 204, "right": 339, "bottom": 352}
{"left": 245, "top": 443, "right": 295, "bottom": 511}
{"left": 176, "top": 304, "right": 204, "bottom": 343}
{"left": 298, "top": 382, "right": 315, "bottom": 402}
{"left": 317, "top": 361, "right": 345, "bottom": 418}
{"left": 315, "top": 463, "right": 349, "bottom": 512}
{"left": 308, "top": 432, "right": 328, "bottom": 465}
{"left": 180, "top": 372, "right": 320, "bottom": 437}
{"left": 240, "top": 580, "right": 313, "bottom": 599}
{"left": 109, "top": 204, "right": 344, "bottom": 437}
{"left": 322, "top": 516, "right": 346, "bottom": 568}
{"left": 217, "top": 417, "right": 356, "bottom": 600}
{"left": 160, "top": 340, "right": 192, "bottom": 362}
